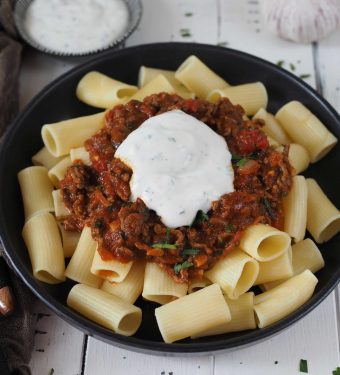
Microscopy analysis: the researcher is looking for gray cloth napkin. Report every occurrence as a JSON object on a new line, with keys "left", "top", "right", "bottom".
{"left": 0, "top": 1, "right": 35, "bottom": 374}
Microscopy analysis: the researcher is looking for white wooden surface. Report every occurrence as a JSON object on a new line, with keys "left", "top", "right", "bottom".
{"left": 19, "top": 1, "right": 340, "bottom": 374}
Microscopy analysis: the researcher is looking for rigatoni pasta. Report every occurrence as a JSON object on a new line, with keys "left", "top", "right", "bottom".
{"left": 67, "top": 284, "right": 142, "bottom": 336}
{"left": 101, "top": 260, "right": 146, "bottom": 304}
{"left": 142, "top": 262, "right": 188, "bottom": 304}
{"left": 275, "top": 101, "right": 337, "bottom": 162}
{"left": 42, "top": 111, "right": 106, "bottom": 157}
{"left": 207, "top": 82, "right": 268, "bottom": 115}
{"left": 239, "top": 224, "right": 291, "bottom": 262}
{"left": 76, "top": 71, "right": 138, "bottom": 109}
{"left": 205, "top": 248, "right": 259, "bottom": 299}
{"left": 130, "top": 74, "right": 175, "bottom": 101}
{"left": 283, "top": 175, "right": 308, "bottom": 243}
{"left": 175, "top": 55, "right": 229, "bottom": 98}
{"left": 48, "top": 156, "right": 72, "bottom": 188}
{"left": 18, "top": 166, "right": 54, "bottom": 220}
{"left": 32, "top": 146, "right": 64, "bottom": 169}
{"left": 155, "top": 284, "right": 231, "bottom": 343}
{"left": 306, "top": 178, "right": 340, "bottom": 243}
{"left": 254, "top": 270, "right": 318, "bottom": 328}
{"left": 22, "top": 212, "right": 65, "bottom": 284}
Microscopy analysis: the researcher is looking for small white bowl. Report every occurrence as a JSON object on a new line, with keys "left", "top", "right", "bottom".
{"left": 14, "top": 0, "right": 142, "bottom": 57}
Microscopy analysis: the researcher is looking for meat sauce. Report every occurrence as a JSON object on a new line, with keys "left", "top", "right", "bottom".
{"left": 61, "top": 93, "right": 294, "bottom": 283}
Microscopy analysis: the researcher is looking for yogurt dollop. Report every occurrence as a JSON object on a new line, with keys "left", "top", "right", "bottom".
{"left": 115, "top": 110, "right": 235, "bottom": 228}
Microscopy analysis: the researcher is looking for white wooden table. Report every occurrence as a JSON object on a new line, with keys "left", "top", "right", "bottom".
{"left": 19, "top": 1, "right": 340, "bottom": 374}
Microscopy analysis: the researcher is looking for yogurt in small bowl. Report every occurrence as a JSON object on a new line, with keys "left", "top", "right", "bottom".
{"left": 14, "top": 0, "right": 142, "bottom": 56}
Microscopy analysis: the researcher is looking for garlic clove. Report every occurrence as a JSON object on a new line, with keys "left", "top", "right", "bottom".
{"left": 261, "top": 0, "right": 340, "bottom": 43}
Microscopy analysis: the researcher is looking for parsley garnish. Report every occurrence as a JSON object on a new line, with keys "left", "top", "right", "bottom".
{"left": 174, "top": 261, "right": 193, "bottom": 274}
{"left": 236, "top": 158, "right": 248, "bottom": 167}
{"left": 299, "top": 74, "right": 311, "bottom": 80}
{"left": 49, "top": 369, "right": 55, "bottom": 375}
{"left": 182, "top": 248, "right": 200, "bottom": 256}
{"left": 225, "top": 223, "right": 235, "bottom": 233}
{"left": 165, "top": 227, "right": 170, "bottom": 243}
{"left": 199, "top": 210, "right": 209, "bottom": 222}
{"left": 180, "top": 28, "right": 192, "bottom": 37}
{"left": 290, "top": 63, "right": 296, "bottom": 71}
{"left": 299, "top": 359, "right": 308, "bottom": 373}
{"left": 333, "top": 367, "right": 340, "bottom": 375}
{"left": 184, "top": 12, "right": 193, "bottom": 17}
{"left": 152, "top": 243, "right": 177, "bottom": 249}
{"left": 263, "top": 198, "right": 274, "bottom": 218}
{"left": 276, "top": 60, "right": 284, "bottom": 67}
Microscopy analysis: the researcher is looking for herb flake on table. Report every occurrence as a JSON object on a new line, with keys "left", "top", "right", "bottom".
{"left": 299, "top": 74, "right": 311, "bottom": 80}
{"left": 152, "top": 243, "right": 177, "bottom": 249}
{"left": 333, "top": 367, "right": 340, "bottom": 375}
{"left": 180, "top": 28, "right": 192, "bottom": 37}
{"left": 184, "top": 12, "right": 193, "bottom": 17}
{"left": 276, "top": 60, "right": 285, "bottom": 67}
{"left": 174, "top": 260, "right": 193, "bottom": 274}
{"left": 217, "top": 41, "right": 228, "bottom": 47}
{"left": 299, "top": 359, "right": 308, "bottom": 373}
{"left": 49, "top": 369, "right": 55, "bottom": 375}
{"left": 290, "top": 63, "right": 296, "bottom": 71}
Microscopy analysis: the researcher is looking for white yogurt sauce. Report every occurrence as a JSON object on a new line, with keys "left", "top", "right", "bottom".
{"left": 115, "top": 110, "right": 235, "bottom": 228}
{"left": 24, "top": 0, "right": 129, "bottom": 54}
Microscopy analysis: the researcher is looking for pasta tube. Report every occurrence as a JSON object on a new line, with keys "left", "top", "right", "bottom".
{"left": 283, "top": 175, "right": 308, "bottom": 243}
{"left": 275, "top": 101, "right": 337, "bottom": 162}
{"left": 101, "top": 260, "right": 145, "bottom": 304}
{"left": 48, "top": 156, "right": 72, "bottom": 188}
{"left": 70, "top": 147, "right": 91, "bottom": 166}
{"left": 188, "top": 277, "right": 211, "bottom": 294}
{"left": 32, "top": 147, "right": 64, "bottom": 169}
{"left": 207, "top": 82, "right": 268, "bottom": 115}
{"left": 76, "top": 71, "right": 138, "bottom": 108}
{"left": 254, "top": 270, "right": 318, "bottom": 328}
{"left": 142, "top": 262, "right": 187, "bottom": 304}
{"left": 262, "top": 238, "right": 325, "bottom": 290}
{"left": 175, "top": 55, "right": 229, "bottom": 99}
{"left": 22, "top": 212, "right": 65, "bottom": 284}
{"left": 64, "top": 226, "right": 102, "bottom": 288}
{"left": 58, "top": 223, "right": 81, "bottom": 258}
{"left": 138, "top": 66, "right": 194, "bottom": 99}
{"left": 67, "top": 284, "right": 142, "bottom": 336}
{"left": 255, "top": 247, "right": 293, "bottom": 285}
{"left": 42, "top": 111, "right": 105, "bottom": 157}
{"left": 239, "top": 224, "right": 291, "bottom": 262}
{"left": 18, "top": 166, "right": 54, "bottom": 220}
{"left": 130, "top": 75, "right": 175, "bottom": 101}
{"left": 155, "top": 284, "right": 231, "bottom": 343}
{"left": 192, "top": 292, "right": 256, "bottom": 337}
{"left": 91, "top": 251, "right": 133, "bottom": 283}
{"left": 253, "top": 108, "right": 291, "bottom": 144}
{"left": 52, "top": 189, "right": 70, "bottom": 218}
{"left": 306, "top": 179, "right": 340, "bottom": 243}
{"left": 205, "top": 248, "right": 259, "bottom": 299}
{"left": 277, "top": 143, "right": 310, "bottom": 174}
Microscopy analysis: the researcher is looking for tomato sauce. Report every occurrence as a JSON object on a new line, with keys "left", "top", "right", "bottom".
{"left": 60, "top": 93, "right": 294, "bottom": 283}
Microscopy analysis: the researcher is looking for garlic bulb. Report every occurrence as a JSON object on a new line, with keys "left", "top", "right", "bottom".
{"left": 261, "top": 0, "right": 340, "bottom": 43}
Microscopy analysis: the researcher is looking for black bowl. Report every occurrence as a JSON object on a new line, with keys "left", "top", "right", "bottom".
{"left": 0, "top": 43, "right": 339, "bottom": 355}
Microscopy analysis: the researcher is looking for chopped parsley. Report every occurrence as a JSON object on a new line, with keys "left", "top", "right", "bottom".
{"left": 94, "top": 218, "right": 104, "bottom": 229}
{"left": 299, "top": 74, "right": 311, "bottom": 80}
{"left": 152, "top": 243, "right": 177, "bottom": 249}
{"left": 180, "top": 28, "right": 192, "bottom": 37}
{"left": 174, "top": 261, "right": 193, "bottom": 274}
{"left": 236, "top": 158, "right": 248, "bottom": 167}
{"left": 217, "top": 41, "right": 228, "bottom": 47}
{"left": 290, "top": 63, "right": 296, "bottom": 71}
{"left": 299, "top": 359, "right": 308, "bottom": 373}
{"left": 165, "top": 227, "right": 170, "bottom": 243}
{"left": 225, "top": 223, "right": 235, "bottom": 233}
{"left": 198, "top": 210, "right": 209, "bottom": 222}
{"left": 184, "top": 12, "right": 193, "bottom": 17}
{"left": 263, "top": 198, "right": 274, "bottom": 218}
{"left": 333, "top": 367, "right": 340, "bottom": 375}
{"left": 182, "top": 248, "right": 200, "bottom": 256}
{"left": 276, "top": 60, "right": 284, "bottom": 67}
{"left": 49, "top": 369, "right": 55, "bottom": 375}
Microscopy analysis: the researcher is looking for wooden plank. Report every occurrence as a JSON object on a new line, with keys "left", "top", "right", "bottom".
{"left": 218, "top": 0, "right": 315, "bottom": 84}
{"left": 29, "top": 300, "right": 84, "bottom": 375}
{"left": 84, "top": 339, "right": 213, "bottom": 375}
{"left": 126, "top": 0, "right": 218, "bottom": 46}
{"left": 214, "top": 293, "right": 340, "bottom": 375}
